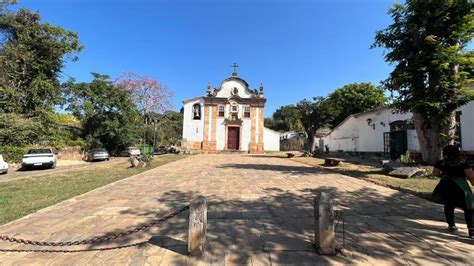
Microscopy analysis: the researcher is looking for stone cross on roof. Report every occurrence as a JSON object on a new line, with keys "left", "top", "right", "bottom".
{"left": 232, "top": 63, "right": 239, "bottom": 76}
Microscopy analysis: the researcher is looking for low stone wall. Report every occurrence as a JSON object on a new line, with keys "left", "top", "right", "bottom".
{"left": 57, "top": 146, "right": 84, "bottom": 161}
{"left": 325, "top": 151, "right": 388, "bottom": 160}
{"left": 181, "top": 140, "right": 203, "bottom": 154}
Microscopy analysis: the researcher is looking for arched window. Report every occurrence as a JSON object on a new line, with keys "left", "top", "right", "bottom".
{"left": 192, "top": 104, "right": 201, "bottom": 120}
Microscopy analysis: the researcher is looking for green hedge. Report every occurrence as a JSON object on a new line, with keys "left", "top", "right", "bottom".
{"left": 0, "top": 146, "right": 28, "bottom": 163}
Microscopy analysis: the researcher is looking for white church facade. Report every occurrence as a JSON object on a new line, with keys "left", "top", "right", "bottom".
{"left": 181, "top": 65, "right": 280, "bottom": 153}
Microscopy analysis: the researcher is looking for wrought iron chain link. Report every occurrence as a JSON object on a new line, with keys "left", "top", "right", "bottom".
{"left": 0, "top": 205, "right": 189, "bottom": 247}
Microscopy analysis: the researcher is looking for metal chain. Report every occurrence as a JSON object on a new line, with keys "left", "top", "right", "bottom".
{"left": 0, "top": 205, "right": 189, "bottom": 247}
{"left": 0, "top": 241, "right": 147, "bottom": 253}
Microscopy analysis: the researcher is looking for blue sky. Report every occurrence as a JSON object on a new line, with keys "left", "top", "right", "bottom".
{"left": 15, "top": 0, "right": 395, "bottom": 117}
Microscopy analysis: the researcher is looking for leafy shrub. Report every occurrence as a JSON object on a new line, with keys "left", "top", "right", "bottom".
{"left": 0, "top": 113, "right": 41, "bottom": 147}
{"left": 400, "top": 151, "right": 415, "bottom": 165}
{"left": 0, "top": 146, "right": 28, "bottom": 163}
{"left": 312, "top": 149, "right": 323, "bottom": 157}
{"left": 140, "top": 153, "right": 154, "bottom": 166}
{"left": 36, "top": 111, "right": 84, "bottom": 149}
{"left": 65, "top": 139, "right": 84, "bottom": 147}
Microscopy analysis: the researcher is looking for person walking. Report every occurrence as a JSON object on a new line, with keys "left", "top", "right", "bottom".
{"left": 432, "top": 145, "right": 474, "bottom": 238}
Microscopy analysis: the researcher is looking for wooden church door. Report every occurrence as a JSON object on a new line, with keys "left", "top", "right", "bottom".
{"left": 227, "top": 127, "right": 240, "bottom": 150}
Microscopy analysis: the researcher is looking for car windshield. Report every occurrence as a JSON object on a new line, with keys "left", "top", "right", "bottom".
{"left": 129, "top": 147, "right": 139, "bottom": 151}
{"left": 28, "top": 149, "right": 52, "bottom": 154}
{"left": 91, "top": 148, "right": 107, "bottom": 152}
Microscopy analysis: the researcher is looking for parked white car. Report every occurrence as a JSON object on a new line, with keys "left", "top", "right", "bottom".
{"left": 22, "top": 148, "right": 57, "bottom": 170}
{"left": 0, "top": 155, "right": 8, "bottom": 174}
{"left": 120, "top": 147, "right": 141, "bottom": 157}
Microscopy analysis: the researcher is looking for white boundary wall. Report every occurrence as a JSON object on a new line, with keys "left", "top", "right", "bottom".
{"left": 264, "top": 127, "right": 280, "bottom": 151}
{"left": 322, "top": 101, "right": 474, "bottom": 153}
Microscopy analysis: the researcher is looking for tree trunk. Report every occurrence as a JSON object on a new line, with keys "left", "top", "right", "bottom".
{"left": 307, "top": 133, "right": 316, "bottom": 152}
{"left": 413, "top": 111, "right": 456, "bottom": 165}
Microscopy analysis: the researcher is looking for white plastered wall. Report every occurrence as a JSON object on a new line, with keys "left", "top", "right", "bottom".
{"left": 241, "top": 120, "right": 251, "bottom": 151}
{"left": 322, "top": 108, "right": 417, "bottom": 152}
{"left": 322, "top": 102, "right": 474, "bottom": 153}
{"left": 216, "top": 118, "right": 226, "bottom": 150}
{"left": 182, "top": 99, "right": 204, "bottom": 142}
{"left": 264, "top": 128, "right": 280, "bottom": 151}
{"left": 216, "top": 80, "right": 252, "bottom": 98}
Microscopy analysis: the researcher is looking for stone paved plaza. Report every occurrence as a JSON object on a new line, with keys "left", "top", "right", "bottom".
{"left": 0, "top": 154, "right": 473, "bottom": 265}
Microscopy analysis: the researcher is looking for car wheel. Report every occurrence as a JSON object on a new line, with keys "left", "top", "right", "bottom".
{"left": 51, "top": 163, "right": 56, "bottom": 169}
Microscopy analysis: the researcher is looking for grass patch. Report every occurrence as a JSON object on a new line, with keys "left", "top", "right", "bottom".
{"left": 0, "top": 154, "right": 186, "bottom": 225}
{"left": 292, "top": 156, "right": 443, "bottom": 199}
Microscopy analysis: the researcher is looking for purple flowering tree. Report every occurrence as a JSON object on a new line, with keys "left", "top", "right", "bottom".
{"left": 115, "top": 71, "right": 173, "bottom": 150}
{"left": 115, "top": 71, "right": 173, "bottom": 115}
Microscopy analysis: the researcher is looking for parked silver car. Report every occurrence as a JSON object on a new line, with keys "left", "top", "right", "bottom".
{"left": 0, "top": 155, "right": 8, "bottom": 174}
{"left": 87, "top": 148, "right": 110, "bottom": 162}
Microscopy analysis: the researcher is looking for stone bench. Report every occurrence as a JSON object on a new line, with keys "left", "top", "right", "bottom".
{"left": 324, "top": 158, "right": 344, "bottom": 166}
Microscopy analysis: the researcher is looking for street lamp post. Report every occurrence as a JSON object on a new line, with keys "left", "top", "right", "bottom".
{"left": 143, "top": 114, "right": 147, "bottom": 154}
{"left": 152, "top": 117, "right": 160, "bottom": 154}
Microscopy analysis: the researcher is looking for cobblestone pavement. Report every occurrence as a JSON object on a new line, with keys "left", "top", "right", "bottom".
{"left": 0, "top": 154, "right": 473, "bottom": 265}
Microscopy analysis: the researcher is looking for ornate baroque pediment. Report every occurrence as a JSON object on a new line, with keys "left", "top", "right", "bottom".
{"left": 224, "top": 114, "right": 243, "bottom": 126}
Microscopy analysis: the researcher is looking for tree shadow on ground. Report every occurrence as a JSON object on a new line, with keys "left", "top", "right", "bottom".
{"left": 243, "top": 155, "right": 289, "bottom": 159}
{"left": 219, "top": 162, "right": 392, "bottom": 186}
{"left": 219, "top": 163, "right": 327, "bottom": 176}
{"left": 3, "top": 158, "right": 472, "bottom": 264}
{"left": 80, "top": 183, "right": 473, "bottom": 264}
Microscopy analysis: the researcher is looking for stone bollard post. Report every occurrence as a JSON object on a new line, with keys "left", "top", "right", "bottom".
{"left": 188, "top": 195, "right": 207, "bottom": 257}
{"left": 314, "top": 192, "right": 336, "bottom": 255}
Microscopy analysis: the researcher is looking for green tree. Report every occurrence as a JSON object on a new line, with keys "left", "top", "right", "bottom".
{"left": 297, "top": 97, "right": 335, "bottom": 152}
{"left": 63, "top": 73, "right": 141, "bottom": 154}
{"left": 264, "top": 117, "right": 278, "bottom": 130}
{"left": 326, "top": 83, "right": 387, "bottom": 128}
{"left": 0, "top": 3, "right": 82, "bottom": 114}
{"left": 144, "top": 111, "right": 183, "bottom": 148}
{"left": 0, "top": 0, "right": 16, "bottom": 10}
{"left": 0, "top": 113, "right": 41, "bottom": 146}
{"left": 267, "top": 105, "right": 305, "bottom": 132}
{"left": 373, "top": 0, "right": 474, "bottom": 164}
